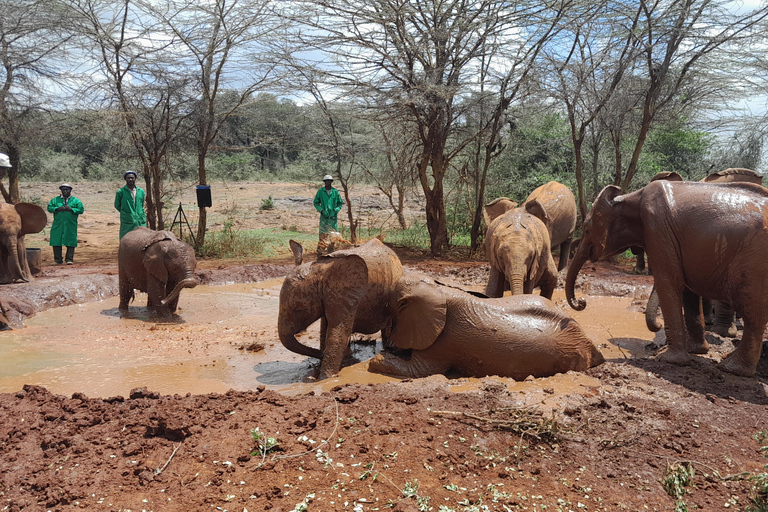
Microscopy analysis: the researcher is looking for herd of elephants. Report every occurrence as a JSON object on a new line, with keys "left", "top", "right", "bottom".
{"left": 1, "top": 168, "right": 768, "bottom": 382}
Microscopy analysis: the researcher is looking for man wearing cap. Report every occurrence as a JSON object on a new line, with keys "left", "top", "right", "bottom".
{"left": 313, "top": 174, "right": 343, "bottom": 245}
{"left": 0, "top": 152, "right": 11, "bottom": 180}
{"left": 114, "top": 171, "right": 147, "bottom": 239}
{"left": 47, "top": 183, "right": 84, "bottom": 265}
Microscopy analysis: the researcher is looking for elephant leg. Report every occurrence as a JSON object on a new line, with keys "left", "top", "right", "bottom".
{"left": 682, "top": 288, "right": 708, "bottom": 354}
{"left": 118, "top": 275, "right": 133, "bottom": 310}
{"left": 319, "top": 316, "right": 328, "bottom": 352}
{"left": 557, "top": 238, "right": 572, "bottom": 271}
{"left": 701, "top": 298, "right": 715, "bottom": 327}
{"left": 538, "top": 264, "right": 558, "bottom": 300}
{"left": 484, "top": 266, "right": 505, "bottom": 298}
{"left": 710, "top": 301, "right": 737, "bottom": 338}
{"left": 317, "top": 315, "right": 354, "bottom": 379}
{"left": 630, "top": 246, "right": 646, "bottom": 273}
{"left": 720, "top": 314, "right": 766, "bottom": 377}
{"left": 655, "top": 275, "right": 692, "bottom": 366}
{"left": 368, "top": 351, "right": 450, "bottom": 379}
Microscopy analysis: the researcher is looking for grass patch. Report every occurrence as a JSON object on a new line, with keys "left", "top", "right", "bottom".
{"left": 197, "top": 225, "right": 318, "bottom": 259}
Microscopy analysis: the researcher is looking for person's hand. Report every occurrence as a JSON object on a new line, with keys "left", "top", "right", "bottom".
{"left": 55, "top": 206, "right": 65, "bottom": 212}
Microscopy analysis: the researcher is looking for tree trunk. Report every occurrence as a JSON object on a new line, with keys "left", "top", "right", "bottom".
{"left": 6, "top": 144, "right": 20, "bottom": 204}
{"left": 143, "top": 167, "right": 156, "bottom": 230}
{"left": 424, "top": 183, "right": 448, "bottom": 257}
{"left": 195, "top": 151, "right": 207, "bottom": 251}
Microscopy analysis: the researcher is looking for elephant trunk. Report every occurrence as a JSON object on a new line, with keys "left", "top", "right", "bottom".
{"left": 645, "top": 286, "right": 663, "bottom": 332}
{"left": 508, "top": 273, "right": 525, "bottom": 296}
{"left": 565, "top": 240, "right": 589, "bottom": 310}
{"left": 278, "top": 314, "right": 323, "bottom": 359}
{"left": 160, "top": 276, "right": 198, "bottom": 307}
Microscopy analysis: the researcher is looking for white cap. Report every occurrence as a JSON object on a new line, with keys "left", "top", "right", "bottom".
{"left": 59, "top": 183, "right": 73, "bottom": 190}
{"left": 0, "top": 153, "right": 10, "bottom": 168}
{"left": 322, "top": 175, "right": 334, "bottom": 181}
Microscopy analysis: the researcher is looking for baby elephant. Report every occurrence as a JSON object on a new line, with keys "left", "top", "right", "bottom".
{"left": 118, "top": 227, "right": 198, "bottom": 315}
{"left": 368, "top": 275, "right": 604, "bottom": 380}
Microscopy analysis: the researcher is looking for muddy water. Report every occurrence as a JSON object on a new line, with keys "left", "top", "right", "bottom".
{"left": 0, "top": 283, "right": 658, "bottom": 399}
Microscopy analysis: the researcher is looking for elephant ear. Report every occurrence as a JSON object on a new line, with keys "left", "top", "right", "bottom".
{"left": 15, "top": 203, "right": 47, "bottom": 235}
{"left": 322, "top": 254, "right": 370, "bottom": 326}
{"left": 523, "top": 198, "right": 549, "bottom": 226}
{"left": 289, "top": 240, "right": 303, "bottom": 265}
{"left": 390, "top": 283, "right": 447, "bottom": 350}
{"left": 483, "top": 197, "right": 517, "bottom": 226}
{"left": 142, "top": 232, "right": 173, "bottom": 283}
{"left": 651, "top": 171, "right": 683, "bottom": 182}
{"left": 596, "top": 185, "right": 623, "bottom": 205}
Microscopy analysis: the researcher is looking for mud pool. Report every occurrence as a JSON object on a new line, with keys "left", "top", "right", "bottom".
{"left": 0, "top": 280, "right": 660, "bottom": 399}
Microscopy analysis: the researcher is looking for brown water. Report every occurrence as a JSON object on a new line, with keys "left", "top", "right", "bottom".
{"left": 0, "top": 283, "right": 658, "bottom": 398}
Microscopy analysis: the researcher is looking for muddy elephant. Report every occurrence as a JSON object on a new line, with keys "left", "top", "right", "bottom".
{"left": 643, "top": 168, "right": 764, "bottom": 337}
{"left": 485, "top": 181, "right": 577, "bottom": 271}
{"left": 278, "top": 237, "right": 404, "bottom": 380}
{"left": 565, "top": 180, "right": 768, "bottom": 376}
{"left": 484, "top": 200, "right": 558, "bottom": 299}
{"left": 367, "top": 274, "right": 604, "bottom": 379}
{"left": 0, "top": 202, "right": 47, "bottom": 284}
{"left": 118, "top": 227, "right": 198, "bottom": 315}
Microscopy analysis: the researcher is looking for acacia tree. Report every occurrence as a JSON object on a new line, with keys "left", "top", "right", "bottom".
{"left": 71, "top": 0, "right": 189, "bottom": 230}
{"left": 617, "top": 0, "right": 768, "bottom": 191}
{"left": 0, "top": 0, "right": 74, "bottom": 203}
{"left": 293, "top": 0, "right": 571, "bottom": 256}
{"left": 147, "top": 0, "right": 282, "bottom": 250}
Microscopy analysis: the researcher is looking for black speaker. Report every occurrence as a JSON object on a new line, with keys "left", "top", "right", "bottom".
{"left": 196, "top": 185, "right": 212, "bottom": 208}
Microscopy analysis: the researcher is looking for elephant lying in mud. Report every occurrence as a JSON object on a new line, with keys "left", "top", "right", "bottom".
{"left": 565, "top": 180, "right": 768, "bottom": 377}
{"left": 367, "top": 274, "right": 604, "bottom": 379}
{"left": 484, "top": 181, "right": 577, "bottom": 272}
{"left": 118, "top": 227, "right": 198, "bottom": 315}
{"left": 278, "top": 238, "right": 403, "bottom": 380}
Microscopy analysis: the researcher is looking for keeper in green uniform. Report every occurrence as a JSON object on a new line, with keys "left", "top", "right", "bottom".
{"left": 47, "top": 183, "right": 84, "bottom": 265}
{"left": 114, "top": 170, "right": 147, "bottom": 239}
{"left": 314, "top": 174, "right": 343, "bottom": 241}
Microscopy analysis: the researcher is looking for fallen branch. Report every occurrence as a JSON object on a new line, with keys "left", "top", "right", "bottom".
{"left": 432, "top": 407, "right": 558, "bottom": 440}
{"left": 155, "top": 442, "right": 182, "bottom": 476}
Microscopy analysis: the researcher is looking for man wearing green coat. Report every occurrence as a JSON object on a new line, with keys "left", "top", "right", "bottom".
{"left": 114, "top": 171, "right": 147, "bottom": 239}
{"left": 47, "top": 183, "right": 84, "bottom": 265}
{"left": 314, "top": 175, "right": 343, "bottom": 250}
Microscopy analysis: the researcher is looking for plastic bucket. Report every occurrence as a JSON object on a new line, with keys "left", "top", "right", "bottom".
{"left": 26, "top": 247, "right": 42, "bottom": 275}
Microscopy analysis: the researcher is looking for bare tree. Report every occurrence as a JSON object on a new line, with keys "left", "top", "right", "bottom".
{"left": 292, "top": 0, "right": 571, "bottom": 256}
{"left": 71, "top": 0, "right": 190, "bottom": 230}
{"left": 0, "top": 0, "right": 74, "bottom": 203}
{"left": 146, "top": 0, "right": 282, "bottom": 249}
{"left": 617, "top": 0, "right": 768, "bottom": 191}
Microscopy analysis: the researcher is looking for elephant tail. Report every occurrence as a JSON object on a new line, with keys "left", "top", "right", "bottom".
{"left": 160, "top": 276, "right": 199, "bottom": 307}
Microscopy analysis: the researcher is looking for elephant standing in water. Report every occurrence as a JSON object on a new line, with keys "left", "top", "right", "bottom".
{"left": 565, "top": 180, "right": 768, "bottom": 377}
{"left": 0, "top": 202, "right": 47, "bottom": 284}
{"left": 368, "top": 274, "right": 604, "bottom": 379}
{"left": 485, "top": 181, "right": 577, "bottom": 271}
{"left": 118, "top": 227, "right": 198, "bottom": 315}
{"left": 278, "top": 238, "right": 403, "bottom": 380}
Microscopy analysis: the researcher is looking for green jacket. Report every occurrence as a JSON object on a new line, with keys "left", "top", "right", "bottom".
{"left": 314, "top": 187, "right": 343, "bottom": 218}
{"left": 114, "top": 185, "right": 147, "bottom": 239}
{"left": 47, "top": 195, "right": 84, "bottom": 247}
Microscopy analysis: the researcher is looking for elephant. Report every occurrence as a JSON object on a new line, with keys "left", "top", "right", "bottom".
{"left": 643, "top": 168, "right": 764, "bottom": 337}
{"left": 0, "top": 202, "right": 47, "bottom": 284}
{"left": 565, "top": 180, "right": 768, "bottom": 377}
{"left": 485, "top": 181, "right": 577, "bottom": 271}
{"left": 277, "top": 237, "right": 404, "bottom": 380}
{"left": 367, "top": 274, "right": 604, "bottom": 379}
{"left": 484, "top": 199, "right": 558, "bottom": 299}
{"left": 118, "top": 227, "right": 198, "bottom": 315}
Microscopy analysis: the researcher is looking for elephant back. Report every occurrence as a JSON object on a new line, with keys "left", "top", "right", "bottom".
{"left": 702, "top": 168, "right": 763, "bottom": 185}
{"left": 523, "top": 181, "right": 576, "bottom": 248}
{"left": 15, "top": 203, "right": 48, "bottom": 236}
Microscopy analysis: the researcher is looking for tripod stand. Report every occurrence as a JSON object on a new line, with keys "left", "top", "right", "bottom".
{"left": 170, "top": 203, "right": 196, "bottom": 246}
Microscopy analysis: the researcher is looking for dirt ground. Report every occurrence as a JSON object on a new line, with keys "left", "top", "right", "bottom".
{"left": 1, "top": 181, "right": 768, "bottom": 511}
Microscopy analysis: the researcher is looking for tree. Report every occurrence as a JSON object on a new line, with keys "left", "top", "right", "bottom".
{"left": 292, "top": 0, "right": 571, "bottom": 256}
{"left": 618, "top": 0, "right": 768, "bottom": 191}
{"left": 0, "top": 0, "right": 74, "bottom": 203}
{"left": 148, "top": 0, "right": 283, "bottom": 250}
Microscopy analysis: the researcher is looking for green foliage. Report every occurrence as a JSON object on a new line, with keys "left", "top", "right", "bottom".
{"left": 662, "top": 462, "right": 695, "bottom": 512}
{"left": 747, "top": 432, "right": 768, "bottom": 511}
{"left": 250, "top": 427, "right": 279, "bottom": 457}
{"left": 197, "top": 218, "right": 267, "bottom": 259}
{"left": 260, "top": 195, "right": 275, "bottom": 210}
{"left": 639, "top": 123, "right": 714, "bottom": 183}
